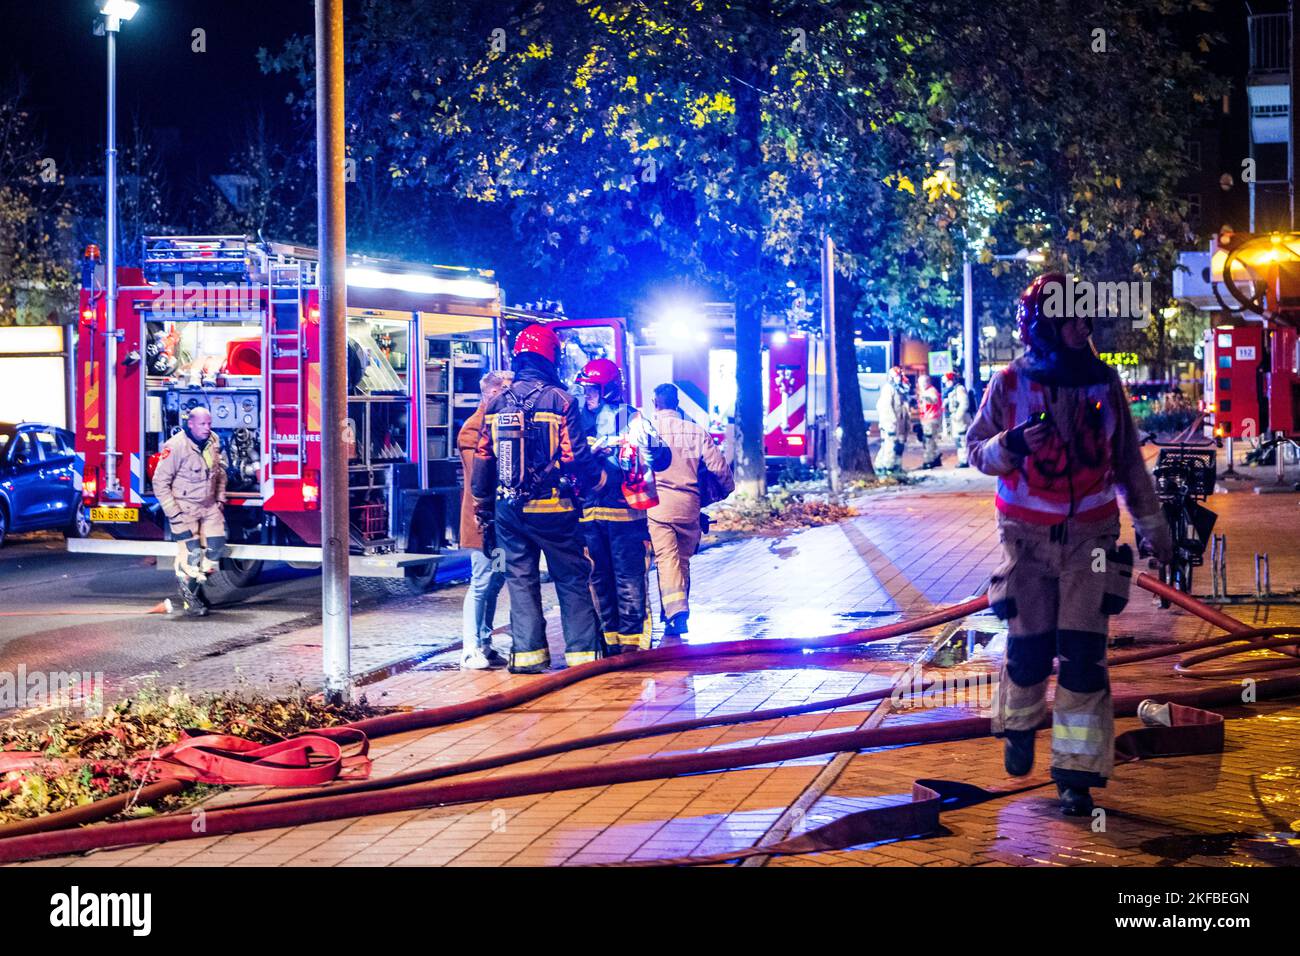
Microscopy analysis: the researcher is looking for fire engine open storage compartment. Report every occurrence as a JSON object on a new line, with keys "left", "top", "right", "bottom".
{"left": 71, "top": 235, "right": 503, "bottom": 602}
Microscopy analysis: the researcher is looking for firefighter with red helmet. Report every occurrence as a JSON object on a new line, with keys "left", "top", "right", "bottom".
{"left": 574, "top": 357, "right": 671, "bottom": 653}
{"left": 967, "top": 273, "right": 1173, "bottom": 815}
{"left": 917, "top": 373, "right": 944, "bottom": 469}
{"left": 471, "top": 325, "right": 609, "bottom": 674}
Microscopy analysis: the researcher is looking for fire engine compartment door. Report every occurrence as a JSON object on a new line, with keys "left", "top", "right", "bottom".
{"left": 543, "top": 319, "right": 627, "bottom": 395}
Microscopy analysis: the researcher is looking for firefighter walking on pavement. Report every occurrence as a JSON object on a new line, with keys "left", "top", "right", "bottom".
{"left": 873, "top": 366, "right": 910, "bottom": 474}
{"left": 943, "top": 371, "right": 973, "bottom": 468}
{"left": 471, "top": 325, "right": 609, "bottom": 674}
{"left": 967, "top": 273, "right": 1173, "bottom": 816}
{"left": 152, "top": 407, "right": 228, "bottom": 618}
{"left": 647, "top": 384, "right": 735, "bottom": 637}
{"left": 575, "top": 359, "right": 671, "bottom": 654}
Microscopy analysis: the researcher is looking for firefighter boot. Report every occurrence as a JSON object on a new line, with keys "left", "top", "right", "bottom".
{"left": 1003, "top": 728, "right": 1036, "bottom": 777}
{"left": 176, "top": 575, "right": 210, "bottom": 618}
{"left": 1057, "top": 783, "right": 1094, "bottom": 816}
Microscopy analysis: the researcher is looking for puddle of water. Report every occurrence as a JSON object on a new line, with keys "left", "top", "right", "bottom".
{"left": 1138, "top": 830, "right": 1300, "bottom": 864}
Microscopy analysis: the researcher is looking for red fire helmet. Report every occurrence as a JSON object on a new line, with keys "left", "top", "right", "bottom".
{"left": 513, "top": 324, "right": 561, "bottom": 363}
{"left": 576, "top": 358, "right": 621, "bottom": 387}
{"left": 1017, "top": 272, "right": 1078, "bottom": 352}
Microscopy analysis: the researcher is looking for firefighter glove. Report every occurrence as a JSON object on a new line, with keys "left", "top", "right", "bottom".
{"left": 1134, "top": 510, "right": 1175, "bottom": 566}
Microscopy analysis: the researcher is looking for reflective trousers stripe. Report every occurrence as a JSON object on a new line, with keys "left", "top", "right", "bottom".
{"left": 565, "top": 651, "right": 597, "bottom": 666}
{"left": 523, "top": 494, "right": 573, "bottom": 514}
{"left": 512, "top": 648, "right": 549, "bottom": 668}
{"left": 1052, "top": 715, "right": 1106, "bottom": 754}
{"left": 580, "top": 508, "right": 641, "bottom": 522}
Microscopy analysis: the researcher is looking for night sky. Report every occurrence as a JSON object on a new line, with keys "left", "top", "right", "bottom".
{"left": 5, "top": 0, "right": 312, "bottom": 180}
{"left": 0, "top": 0, "right": 1261, "bottom": 303}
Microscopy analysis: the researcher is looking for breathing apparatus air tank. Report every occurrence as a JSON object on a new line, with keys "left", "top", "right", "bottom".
{"left": 495, "top": 407, "right": 527, "bottom": 500}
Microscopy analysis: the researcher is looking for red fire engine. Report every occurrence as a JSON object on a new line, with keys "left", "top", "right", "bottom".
{"left": 1206, "top": 232, "right": 1300, "bottom": 465}
{"left": 75, "top": 235, "right": 505, "bottom": 596}
{"left": 1202, "top": 324, "right": 1264, "bottom": 441}
{"left": 507, "top": 304, "right": 822, "bottom": 475}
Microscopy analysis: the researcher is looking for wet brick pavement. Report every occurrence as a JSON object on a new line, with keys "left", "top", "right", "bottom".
{"left": 12, "top": 452, "right": 1300, "bottom": 868}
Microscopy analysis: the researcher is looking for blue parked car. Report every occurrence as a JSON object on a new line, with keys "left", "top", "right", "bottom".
{"left": 0, "top": 422, "right": 91, "bottom": 547}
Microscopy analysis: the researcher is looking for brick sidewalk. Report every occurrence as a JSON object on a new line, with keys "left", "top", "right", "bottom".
{"left": 14, "top": 467, "right": 1300, "bottom": 868}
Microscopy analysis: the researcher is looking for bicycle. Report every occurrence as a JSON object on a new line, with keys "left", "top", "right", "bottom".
{"left": 1145, "top": 438, "right": 1219, "bottom": 606}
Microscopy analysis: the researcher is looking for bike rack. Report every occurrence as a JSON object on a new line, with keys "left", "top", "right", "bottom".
{"left": 1210, "top": 533, "right": 1228, "bottom": 600}
{"left": 1255, "top": 552, "right": 1272, "bottom": 599}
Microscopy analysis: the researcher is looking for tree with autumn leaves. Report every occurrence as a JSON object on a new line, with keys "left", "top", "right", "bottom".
{"left": 267, "top": 0, "right": 1222, "bottom": 493}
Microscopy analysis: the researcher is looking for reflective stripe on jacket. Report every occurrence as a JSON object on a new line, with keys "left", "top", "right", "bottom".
{"left": 966, "top": 357, "right": 1162, "bottom": 528}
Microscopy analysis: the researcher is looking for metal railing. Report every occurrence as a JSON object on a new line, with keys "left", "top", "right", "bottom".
{"left": 1250, "top": 12, "right": 1290, "bottom": 74}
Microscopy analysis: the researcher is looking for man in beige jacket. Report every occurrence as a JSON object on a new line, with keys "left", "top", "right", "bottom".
{"left": 647, "top": 384, "right": 734, "bottom": 636}
{"left": 152, "top": 407, "right": 227, "bottom": 616}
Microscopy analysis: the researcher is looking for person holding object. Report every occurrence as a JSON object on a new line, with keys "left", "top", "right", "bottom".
{"left": 647, "top": 383, "right": 734, "bottom": 637}
{"left": 152, "top": 407, "right": 227, "bottom": 618}
{"left": 471, "top": 325, "right": 608, "bottom": 674}
{"left": 457, "top": 369, "right": 513, "bottom": 669}
{"left": 575, "top": 358, "right": 670, "bottom": 654}
{"left": 966, "top": 273, "right": 1173, "bottom": 816}
{"left": 917, "top": 373, "right": 943, "bottom": 469}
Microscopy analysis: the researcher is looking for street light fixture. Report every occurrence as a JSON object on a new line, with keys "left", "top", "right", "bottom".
{"left": 97, "top": 0, "right": 140, "bottom": 498}
{"left": 100, "top": 0, "right": 139, "bottom": 21}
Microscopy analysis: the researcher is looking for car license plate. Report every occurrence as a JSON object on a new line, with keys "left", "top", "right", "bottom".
{"left": 89, "top": 507, "right": 138, "bottom": 523}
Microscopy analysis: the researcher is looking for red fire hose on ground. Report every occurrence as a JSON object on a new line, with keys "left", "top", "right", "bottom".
{"left": 1, "top": 574, "right": 1297, "bottom": 865}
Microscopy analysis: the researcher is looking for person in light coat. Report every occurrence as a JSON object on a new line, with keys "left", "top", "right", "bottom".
{"left": 873, "top": 367, "right": 910, "bottom": 473}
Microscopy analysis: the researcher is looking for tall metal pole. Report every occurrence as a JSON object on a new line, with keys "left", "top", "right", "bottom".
{"left": 822, "top": 234, "right": 841, "bottom": 493}
{"left": 317, "top": 0, "right": 351, "bottom": 703}
{"left": 103, "top": 17, "right": 121, "bottom": 496}
{"left": 962, "top": 256, "right": 977, "bottom": 401}
{"left": 1290, "top": 0, "right": 1296, "bottom": 229}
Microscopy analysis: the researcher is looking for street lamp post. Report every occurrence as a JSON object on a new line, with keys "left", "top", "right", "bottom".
{"left": 821, "top": 234, "right": 841, "bottom": 493}
{"left": 962, "top": 255, "right": 976, "bottom": 400}
{"left": 317, "top": 0, "right": 351, "bottom": 704}
{"left": 98, "top": 0, "right": 139, "bottom": 498}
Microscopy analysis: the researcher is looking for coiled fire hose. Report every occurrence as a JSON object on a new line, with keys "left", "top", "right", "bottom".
{"left": 1, "top": 573, "right": 1298, "bottom": 865}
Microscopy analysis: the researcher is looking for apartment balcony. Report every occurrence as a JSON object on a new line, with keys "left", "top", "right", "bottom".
{"left": 1249, "top": 12, "right": 1292, "bottom": 144}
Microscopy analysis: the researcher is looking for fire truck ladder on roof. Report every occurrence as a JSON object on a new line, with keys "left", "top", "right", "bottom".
{"left": 267, "top": 260, "right": 306, "bottom": 481}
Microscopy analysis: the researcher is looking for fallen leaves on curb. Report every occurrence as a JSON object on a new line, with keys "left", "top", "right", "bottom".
{"left": 1, "top": 684, "right": 389, "bottom": 825}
